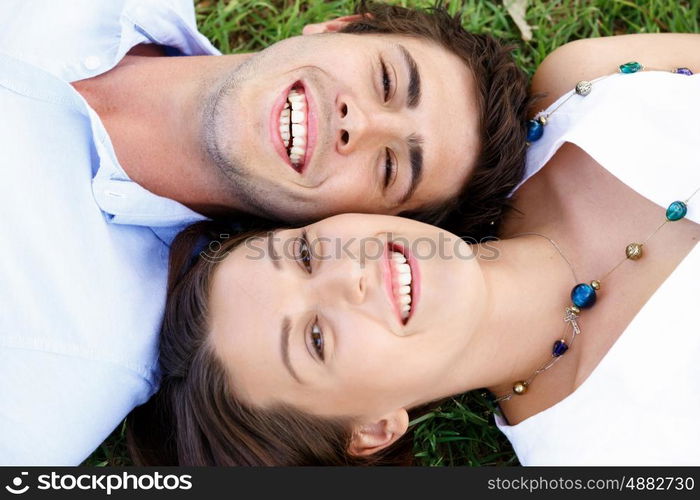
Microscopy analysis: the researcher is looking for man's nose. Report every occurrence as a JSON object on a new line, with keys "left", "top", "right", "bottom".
{"left": 335, "top": 96, "right": 400, "bottom": 155}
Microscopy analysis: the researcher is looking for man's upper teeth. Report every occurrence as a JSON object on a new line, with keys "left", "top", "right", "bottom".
{"left": 280, "top": 108, "right": 290, "bottom": 141}
{"left": 289, "top": 91, "right": 305, "bottom": 106}
{"left": 391, "top": 251, "right": 412, "bottom": 319}
{"left": 279, "top": 88, "right": 308, "bottom": 167}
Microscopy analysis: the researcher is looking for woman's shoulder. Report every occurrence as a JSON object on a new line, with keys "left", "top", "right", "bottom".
{"left": 522, "top": 68, "right": 700, "bottom": 215}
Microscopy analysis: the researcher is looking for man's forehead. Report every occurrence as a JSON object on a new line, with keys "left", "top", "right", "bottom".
{"left": 402, "top": 56, "right": 478, "bottom": 211}
{"left": 334, "top": 31, "right": 444, "bottom": 51}
{"left": 405, "top": 140, "right": 473, "bottom": 212}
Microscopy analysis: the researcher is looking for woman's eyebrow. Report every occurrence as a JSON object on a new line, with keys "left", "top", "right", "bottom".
{"left": 281, "top": 316, "right": 305, "bottom": 384}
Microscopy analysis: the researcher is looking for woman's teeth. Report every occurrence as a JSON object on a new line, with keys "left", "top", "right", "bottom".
{"left": 279, "top": 87, "right": 307, "bottom": 169}
{"left": 391, "top": 251, "right": 413, "bottom": 320}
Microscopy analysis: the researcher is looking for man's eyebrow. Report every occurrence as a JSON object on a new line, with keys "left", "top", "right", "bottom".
{"left": 281, "top": 316, "right": 304, "bottom": 384}
{"left": 268, "top": 234, "right": 281, "bottom": 270}
{"left": 399, "top": 133, "right": 424, "bottom": 205}
{"left": 399, "top": 44, "right": 421, "bottom": 108}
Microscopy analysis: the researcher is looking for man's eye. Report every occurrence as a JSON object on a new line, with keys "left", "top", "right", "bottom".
{"left": 298, "top": 231, "right": 312, "bottom": 273}
{"left": 383, "top": 148, "right": 397, "bottom": 188}
{"left": 310, "top": 322, "right": 324, "bottom": 360}
{"left": 381, "top": 59, "right": 392, "bottom": 101}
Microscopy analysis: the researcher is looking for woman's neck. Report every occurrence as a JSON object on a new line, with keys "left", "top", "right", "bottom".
{"left": 449, "top": 234, "right": 580, "bottom": 398}
{"left": 474, "top": 143, "right": 700, "bottom": 421}
{"left": 461, "top": 148, "right": 612, "bottom": 399}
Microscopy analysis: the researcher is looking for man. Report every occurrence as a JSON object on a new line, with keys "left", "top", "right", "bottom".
{"left": 0, "top": 0, "right": 528, "bottom": 464}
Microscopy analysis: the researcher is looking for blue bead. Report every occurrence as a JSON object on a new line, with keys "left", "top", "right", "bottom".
{"left": 619, "top": 61, "right": 643, "bottom": 74}
{"left": 571, "top": 283, "right": 597, "bottom": 309}
{"left": 674, "top": 67, "right": 693, "bottom": 76}
{"left": 666, "top": 201, "right": 687, "bottom": 221}
{"left": 552, "top": 340, "right": 569, "bottom": 357}
{"left": 527, "top": 119, "right": 544, "bottom": 142}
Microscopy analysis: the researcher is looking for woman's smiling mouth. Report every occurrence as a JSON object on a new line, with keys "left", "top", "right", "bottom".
{"left": 385, "top": 241, "right": 420, "bottom": 325}
{"left": 391, "top": 249, "right": 413, "bottom": 320}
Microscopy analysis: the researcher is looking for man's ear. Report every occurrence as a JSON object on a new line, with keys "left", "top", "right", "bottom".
{"left": 347, "top": 409, "right": 409, "bottom": 457}
{"left": 302, "top": 14, "right": 365, "bottom": 36}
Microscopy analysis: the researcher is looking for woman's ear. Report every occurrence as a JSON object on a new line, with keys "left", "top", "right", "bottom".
{"left": 302, "top": 14, "right": 365, "bottom": 36}
{"left": 347, "top": 409, "right": 409, "bottom": 457}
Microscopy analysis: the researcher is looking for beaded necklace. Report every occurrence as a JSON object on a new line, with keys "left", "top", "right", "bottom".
{"left": 494, "top": 61, "right": 697, "bottom": 403}
{"left": 526, "top": 61, "right": 694, "bottom": 144}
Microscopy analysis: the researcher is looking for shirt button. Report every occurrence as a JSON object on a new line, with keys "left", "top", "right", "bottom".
{"left": 83, "top": 56, "right": 101, "bottom": 70}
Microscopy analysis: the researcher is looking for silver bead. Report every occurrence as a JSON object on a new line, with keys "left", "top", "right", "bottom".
{"left": 575, "top": 80, "right": 592, "bottom": 96}
{"left": 537, "top": 115, "right": 548, "bottom": 126}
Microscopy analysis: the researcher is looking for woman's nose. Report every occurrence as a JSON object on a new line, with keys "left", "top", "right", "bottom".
{"left": 317, "top": 252, "right": 367, "bottom": 306}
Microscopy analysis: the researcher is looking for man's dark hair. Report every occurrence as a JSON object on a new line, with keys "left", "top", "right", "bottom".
{"left": 342, "top": 1, "right": 530, "bottom": 238}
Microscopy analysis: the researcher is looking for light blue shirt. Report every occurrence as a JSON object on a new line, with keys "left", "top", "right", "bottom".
{"left": 0, "top": 0, "right": 219, "bottom": 465}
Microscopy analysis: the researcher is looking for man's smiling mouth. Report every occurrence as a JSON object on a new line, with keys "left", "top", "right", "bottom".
{"left": 279, "top": 83, "right": 308, "bottom": 171}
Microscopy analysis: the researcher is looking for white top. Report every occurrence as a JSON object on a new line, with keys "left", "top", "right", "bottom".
{"left": 0, "top": 1, "right": 217, "bottom": 465}
{"left": 496, "top": 71, "right": 700, "bottom": 465}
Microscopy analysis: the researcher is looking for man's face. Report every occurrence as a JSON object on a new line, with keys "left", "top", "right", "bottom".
{"left": 205, "top": 32, "right": 480, "bottom": 222}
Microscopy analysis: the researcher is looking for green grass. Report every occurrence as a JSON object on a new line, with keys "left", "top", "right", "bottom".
{"left": 194, "top": 0, "right": 699, "bottom": 75}
{"left": 82, "top": 0, "right": 698, "bottom": 467}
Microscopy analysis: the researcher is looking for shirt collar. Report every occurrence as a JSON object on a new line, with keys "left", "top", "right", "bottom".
{"left": 123, "top": 2, "right": 221, "bottom": 58}
{"left": 87, "top": 2, "right": 221, "bottom": 244}
{"left": 87, "top": 103, "right": 207, "bottom": 245}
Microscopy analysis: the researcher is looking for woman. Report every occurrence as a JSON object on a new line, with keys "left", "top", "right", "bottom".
{"left": 128, "top": 37, "right": 700, "bottom": 465}
{"left": 127, "top": 202, "right": 698, "bottom": 466}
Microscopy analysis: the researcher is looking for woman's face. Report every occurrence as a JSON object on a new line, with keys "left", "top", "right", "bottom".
{"left": 208, "top": 214, "right": 488, "bottom": 422}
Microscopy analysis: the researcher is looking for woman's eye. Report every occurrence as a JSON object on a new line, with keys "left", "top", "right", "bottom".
{"left": 310, "top": 322, "right": 324, "bottom": 360}
{"left": 298, "top": 232, "right": 312, "bottom": 273}
{"left": 381, "top": 60, "right": 392, "bottom": 101}
{"left": 383, "top": 148, "right": 397, "bottom": 188}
